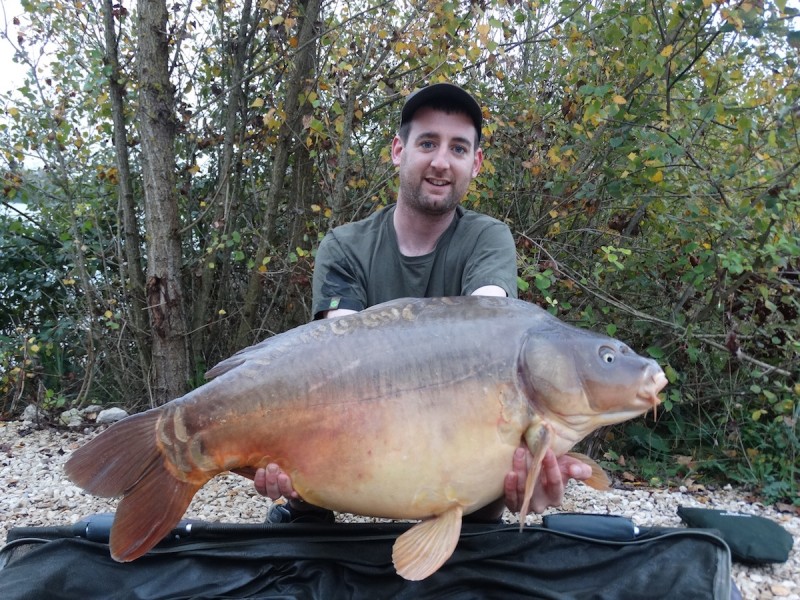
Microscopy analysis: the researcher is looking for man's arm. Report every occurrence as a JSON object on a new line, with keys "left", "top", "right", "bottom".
{"left": 471, "top": 285, "right": 506, "bottom": 297}
{"left": 320, "top": 308, "right": 357, "bottom": 319}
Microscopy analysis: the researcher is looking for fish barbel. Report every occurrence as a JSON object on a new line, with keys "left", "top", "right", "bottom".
{"left": 65, "top": 296, "right": 667, "bottom": 580}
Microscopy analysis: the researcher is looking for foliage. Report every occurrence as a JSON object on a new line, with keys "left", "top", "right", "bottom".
{"left": 1, "top": 0, "right": 798, "bottom": 502}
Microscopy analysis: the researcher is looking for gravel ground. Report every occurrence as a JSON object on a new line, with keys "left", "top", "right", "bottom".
{"left": 1, "top": 420, "right": 797, "bottom": 599}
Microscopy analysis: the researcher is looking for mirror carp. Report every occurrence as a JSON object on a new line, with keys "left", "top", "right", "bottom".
{"left": 65, "top": 296, "right": 667, "bottom": 580}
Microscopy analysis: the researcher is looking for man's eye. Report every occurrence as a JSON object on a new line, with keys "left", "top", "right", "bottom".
{"left": 420, "top": 141, "right": 435, "bottom": 149}
{"left": 453, "top": 145, "right": 468, "bottom": 155}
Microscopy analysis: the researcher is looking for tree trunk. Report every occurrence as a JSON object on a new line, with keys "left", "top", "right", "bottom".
{"left": 102, "top": 0, "right": 151, "bottom": 376}
{"left": 137, "top": 0, "right": 189, "bottom": 404}
{"left": 235, "top": 0, "right": 321, "bottom": 347}
{"left": 190, "top": 0, "right": 258, "bottom": 369}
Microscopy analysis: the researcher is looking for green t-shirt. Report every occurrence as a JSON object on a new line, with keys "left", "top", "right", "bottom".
{"left": 311, "top": 204, "right": 517, "bottom": 318}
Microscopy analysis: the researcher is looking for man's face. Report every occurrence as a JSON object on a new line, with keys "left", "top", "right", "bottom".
{"left": 392, "top": 106, "right": 483, "bottom": 216}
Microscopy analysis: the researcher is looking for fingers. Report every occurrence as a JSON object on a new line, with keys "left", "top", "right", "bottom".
{"left": 503, "top": 446, "right": 530, "bottom": 512}
{"left": 531, "top": 450, "right": 565, "bottom": 513}
{"left": 253, "top": 463, "right": 298, "bottom": 500}
{"left": 560, "top": 454, "right": 593, "bottom": 482}
{"left": 254, "top": 467, "right": 268, "bottom": 496}
{"left": 504, "top": 471, "right": 520, "bottom": 512}
{"left": 540, "top": 450, "right": 562, "bottom": 488}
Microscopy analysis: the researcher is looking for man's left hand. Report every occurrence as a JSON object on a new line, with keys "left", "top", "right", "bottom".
{"left": 504, "top": 446, "right": 592, "bottom": 514}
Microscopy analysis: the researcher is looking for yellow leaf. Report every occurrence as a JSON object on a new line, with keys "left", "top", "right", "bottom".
{"left": 650, "top": 170, "right": 663, "bottom": 183}
{"left": 8, "top": 107, "right": 19, "bottom": 118}
{"left": 218, "top": 309, "right": 227, "bottom": 315}
{"left": 627, "top": 152, "right": 638, "bottom": 161}
{"left": 250, "top": 97, "right": 265, "bottom": 108}
{"left": 30, "top": 344, "right": 40, "bottom": 353}
{"left": 104, "top": 310, "right": 113, "bottom": 319}
{"left": 660, "top": 45, "right": 673, "bottom": 57}
{"left": 612, "top": 95, "right": 627, "bottom": 104}
{"left": 188, "top": 164, "right": 200, "bottom": 175}
{"left": 311, "top": 204, "right": 321, "bottom": 213}
{"left": 549, "top": 209, "right": 559, "bottom": 218}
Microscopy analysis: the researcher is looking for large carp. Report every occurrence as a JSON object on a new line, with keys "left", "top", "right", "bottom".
{"left": 65, "top": 296, "right": 667, "bottom": 580}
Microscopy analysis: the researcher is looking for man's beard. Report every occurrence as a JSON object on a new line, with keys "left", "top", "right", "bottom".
{"left": 398, "top": 173, "right": 465, "bottom": 216}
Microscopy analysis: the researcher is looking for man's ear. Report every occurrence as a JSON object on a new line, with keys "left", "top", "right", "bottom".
{"left": 391, "top": 135, "right": 404, "bottom": 166}
{"left": 471, "top": 147, "right": 484, "bottom": 178}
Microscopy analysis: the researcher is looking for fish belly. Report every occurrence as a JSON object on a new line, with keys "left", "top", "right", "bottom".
{"left": 270, "top": 381, "right": 529, "bottom": 519}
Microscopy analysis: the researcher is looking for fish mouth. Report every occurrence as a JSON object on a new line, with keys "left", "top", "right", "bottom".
{"left": 640, "top": 371, "right": 668, "bottom": 418}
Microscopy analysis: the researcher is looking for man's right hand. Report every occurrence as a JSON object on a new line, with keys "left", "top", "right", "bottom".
{"left": 254, "top": 463, "right": 298, "bottom": 500}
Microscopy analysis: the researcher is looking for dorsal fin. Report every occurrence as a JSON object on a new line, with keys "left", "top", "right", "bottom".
{"left": 392, "top": 505, "right": 464, "bottom": 580}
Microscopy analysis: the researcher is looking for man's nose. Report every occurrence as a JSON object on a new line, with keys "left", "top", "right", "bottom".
{"left": 429, "top": 146, "right": 450, "bottom": 170}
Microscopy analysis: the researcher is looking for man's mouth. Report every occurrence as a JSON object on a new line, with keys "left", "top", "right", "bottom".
{"left": 425, "top": 177, "right": 450, "bottom": 187}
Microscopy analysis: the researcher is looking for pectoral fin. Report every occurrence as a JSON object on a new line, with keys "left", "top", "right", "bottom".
{"left": 519, "top": 420, "right": 553, "bottom": 528}
{"left": 566, "top": 451, "right": 611, "bottom": 490}
{"left": 392, "top": 505, "right": 464, "bottom": 581}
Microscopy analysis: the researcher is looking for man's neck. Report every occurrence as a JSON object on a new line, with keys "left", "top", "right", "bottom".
{"left": 393, "top": 202, "right": 457, "bottom": 257}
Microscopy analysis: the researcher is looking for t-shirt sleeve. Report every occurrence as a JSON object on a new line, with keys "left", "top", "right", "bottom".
{"left": 461, "top": 222, "right": 518, "bottom": 298}
{"left": 311, "top": 231, "right": 367, "bottom": 319}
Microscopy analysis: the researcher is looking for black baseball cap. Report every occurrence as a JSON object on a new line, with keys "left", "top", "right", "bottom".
{"left": 400, "top": 83, "right": 483, "bottom": 142}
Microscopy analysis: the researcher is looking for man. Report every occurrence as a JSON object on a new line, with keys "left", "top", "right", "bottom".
{"left": 255, "top": 83, "right": 591, "bottom": 523}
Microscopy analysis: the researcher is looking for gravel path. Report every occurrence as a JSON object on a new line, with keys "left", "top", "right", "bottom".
{"left": 1, "top": 420, "right": 797, "bottom": 599}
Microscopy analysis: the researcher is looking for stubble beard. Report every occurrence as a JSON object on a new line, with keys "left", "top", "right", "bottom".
{"left": 398, "top": 173, "right": 466, "bottom": 217}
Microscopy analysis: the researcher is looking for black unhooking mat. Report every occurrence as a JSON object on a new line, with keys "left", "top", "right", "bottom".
{"left": 0, "top": 516, "right": 732, "bottom": 600}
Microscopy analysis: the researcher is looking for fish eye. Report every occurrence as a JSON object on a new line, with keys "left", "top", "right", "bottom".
{"left": 599, "top": 347, "right": 616, "bottom": 364}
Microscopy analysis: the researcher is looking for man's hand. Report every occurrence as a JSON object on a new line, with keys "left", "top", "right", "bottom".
{"left": 254, "top": 464, "right": 298, "bottom": 500}
{"left": 503, "top": 446, "right": 592, "bottom": 514}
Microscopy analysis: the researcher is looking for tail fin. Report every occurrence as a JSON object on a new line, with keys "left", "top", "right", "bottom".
{"left": 64, "top": 410, "right": 203, "bottom": 561}
{"left": 110, "top": 464, "right": 199, "bottom": 561}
